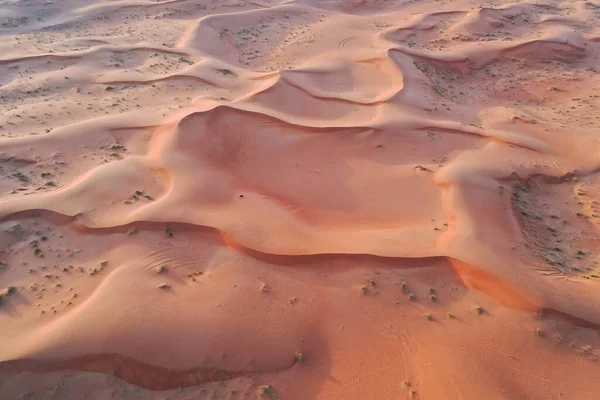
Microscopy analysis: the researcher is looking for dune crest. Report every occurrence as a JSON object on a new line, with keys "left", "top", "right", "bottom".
{"left": 1, "top": 0, "right": 600, "bottom": 398}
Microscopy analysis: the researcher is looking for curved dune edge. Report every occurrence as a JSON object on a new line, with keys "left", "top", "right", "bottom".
{"left": 1, "top": 0, "right": 600, "bottom": 398}
{"left": 0, "top": 353, "right": 298, "bottom": 390}
{"left": 3, "top": 208, "right": 600, "bottom": 331}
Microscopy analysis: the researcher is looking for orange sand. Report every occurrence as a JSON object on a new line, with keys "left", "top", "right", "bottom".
{"left": 1, "top": 0, "right": 600, "bottom": 399}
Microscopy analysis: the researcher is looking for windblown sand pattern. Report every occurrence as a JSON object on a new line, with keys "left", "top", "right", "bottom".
{"left": 1, "top": 0, "right": 600, "bottom": 399}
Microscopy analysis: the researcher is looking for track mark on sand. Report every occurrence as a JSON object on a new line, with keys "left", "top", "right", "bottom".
{"left": 338, "top": 36, "right": 358, "bottom": 50}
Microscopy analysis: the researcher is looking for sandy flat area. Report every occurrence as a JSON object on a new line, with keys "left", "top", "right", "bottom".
{"left": 0, "top": 0, "right": 600, "bottom": 399}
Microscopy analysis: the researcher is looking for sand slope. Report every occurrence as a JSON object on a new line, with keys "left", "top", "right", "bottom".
{"left": 1, "top": 0, "right": 600, "bottom": 399}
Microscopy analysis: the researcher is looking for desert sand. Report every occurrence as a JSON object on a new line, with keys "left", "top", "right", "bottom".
{"left": 0, "top": 0, "right": 600, "bottom": 398}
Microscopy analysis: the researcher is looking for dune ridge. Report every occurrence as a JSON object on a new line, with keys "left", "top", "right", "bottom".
{"left": 1, "top": 0, "right": 600, "bottom": 398}
{"left": 0, "top": 353, "right": 297, "bottom": 391}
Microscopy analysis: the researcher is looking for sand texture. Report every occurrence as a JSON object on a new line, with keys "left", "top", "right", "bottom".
{"left": 1, "top": 0, "right": 600, "bottom": 399}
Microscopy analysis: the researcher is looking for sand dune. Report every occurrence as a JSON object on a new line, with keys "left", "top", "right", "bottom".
{"left": 1, "top": 0, "right": 600, "bottom": 399}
